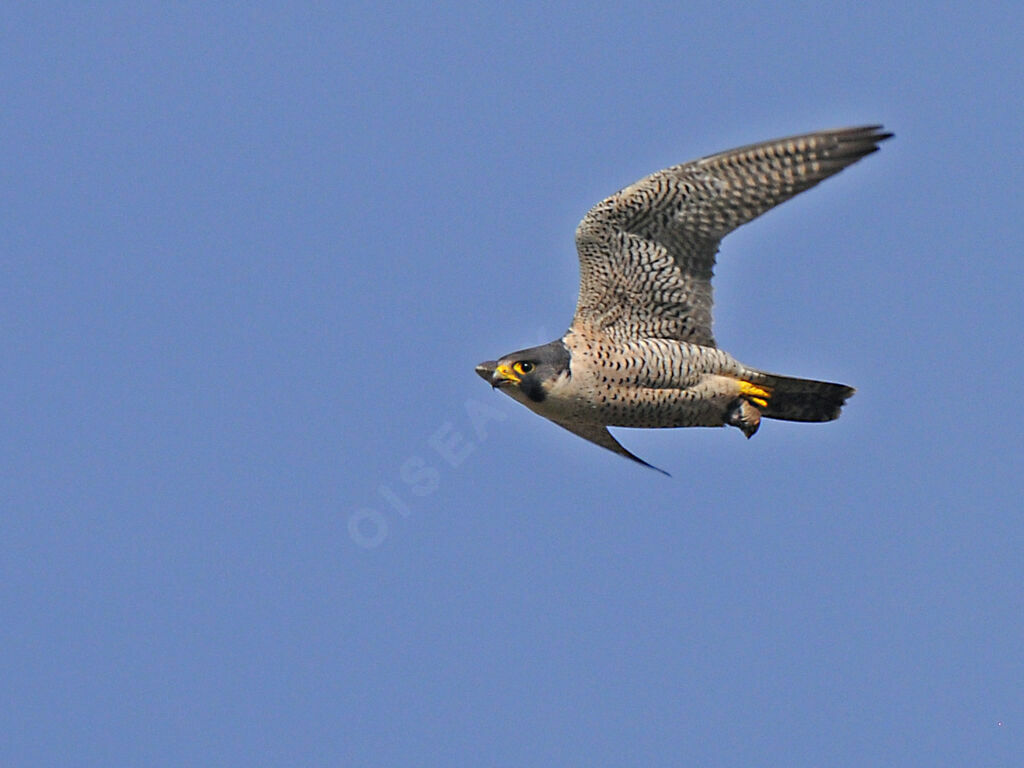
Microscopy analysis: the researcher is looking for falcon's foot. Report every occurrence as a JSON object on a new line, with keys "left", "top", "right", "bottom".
{"left": 726, "top": 398, "right": 762, "bottom": 439}
{"left": 737, "top": 380, "right": 772, "bottom": 408}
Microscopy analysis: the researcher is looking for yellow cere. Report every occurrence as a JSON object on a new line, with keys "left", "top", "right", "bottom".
{"left": 496, "top": 363, "right": 520, "bottom": 382}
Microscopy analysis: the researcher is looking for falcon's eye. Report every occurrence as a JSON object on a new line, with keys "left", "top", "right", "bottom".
{"left": 513, "top": 361, "right": 534, "bottom": 375}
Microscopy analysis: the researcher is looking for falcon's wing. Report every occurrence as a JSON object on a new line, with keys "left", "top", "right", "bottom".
{"left": 570, "top": 125, "right": 892, "bottom": 346}
{"left": 551, "top": 419, "right": 669, "bottom": 476}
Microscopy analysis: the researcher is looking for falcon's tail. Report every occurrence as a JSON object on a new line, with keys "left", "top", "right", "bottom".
{"left": 741, "top": 371, "right": 855, "bottom": 423}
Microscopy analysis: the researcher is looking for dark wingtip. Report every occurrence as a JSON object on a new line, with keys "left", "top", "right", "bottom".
{"left": 828, "top": 124, "right": 894, "bottom": 162}
{"left": 844, "top": 124, "right": 893, "bottom": 141}
{"left": 862, "top": 126, "right": 894, "bottom": 152}
{"left": 632, "top": 454, "right": 671, "bottom": 477}
{"left": 616, "top": 440, "right": 671, "bottom": 476}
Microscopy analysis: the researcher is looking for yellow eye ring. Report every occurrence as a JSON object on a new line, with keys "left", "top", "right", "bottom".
{"left": 512, "top": 361, "right": 534, "bottom": 375}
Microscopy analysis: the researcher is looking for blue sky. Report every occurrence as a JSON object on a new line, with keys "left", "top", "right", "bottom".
{"left": 3, "top": 2, "right": 1022, "bottom": 766}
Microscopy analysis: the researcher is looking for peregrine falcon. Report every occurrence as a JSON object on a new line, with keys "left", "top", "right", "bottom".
{"left": 476, "top": 126, "right": 891, "bottom": 472}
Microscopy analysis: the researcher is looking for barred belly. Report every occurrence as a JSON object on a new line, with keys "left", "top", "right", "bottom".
{"left": 554, "top": 333, "right": 746, "bottom": 429}
{"left": 585, "top": 376, "right": 742, "bottom": 428}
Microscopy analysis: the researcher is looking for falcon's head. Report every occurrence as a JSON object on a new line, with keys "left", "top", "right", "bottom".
{"left": 475, "top": 340, "right": 571, "bottom": 405}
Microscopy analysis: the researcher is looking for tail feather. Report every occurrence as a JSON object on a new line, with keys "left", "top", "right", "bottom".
{"left": 744, "top": 371, "right": 855, "bottom": 423}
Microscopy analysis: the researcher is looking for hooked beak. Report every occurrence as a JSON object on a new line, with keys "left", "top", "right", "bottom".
{"left": 475, "top": 360, "right": 518, "bottom": 388}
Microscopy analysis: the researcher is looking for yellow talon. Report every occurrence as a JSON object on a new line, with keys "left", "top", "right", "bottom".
{"left": 738, "top": 380, "right": 772, "bottom": 409}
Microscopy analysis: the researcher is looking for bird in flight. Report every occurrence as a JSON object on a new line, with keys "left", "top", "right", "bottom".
{"left": 476, "top": 125, "right": 892, "bottom": 472}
